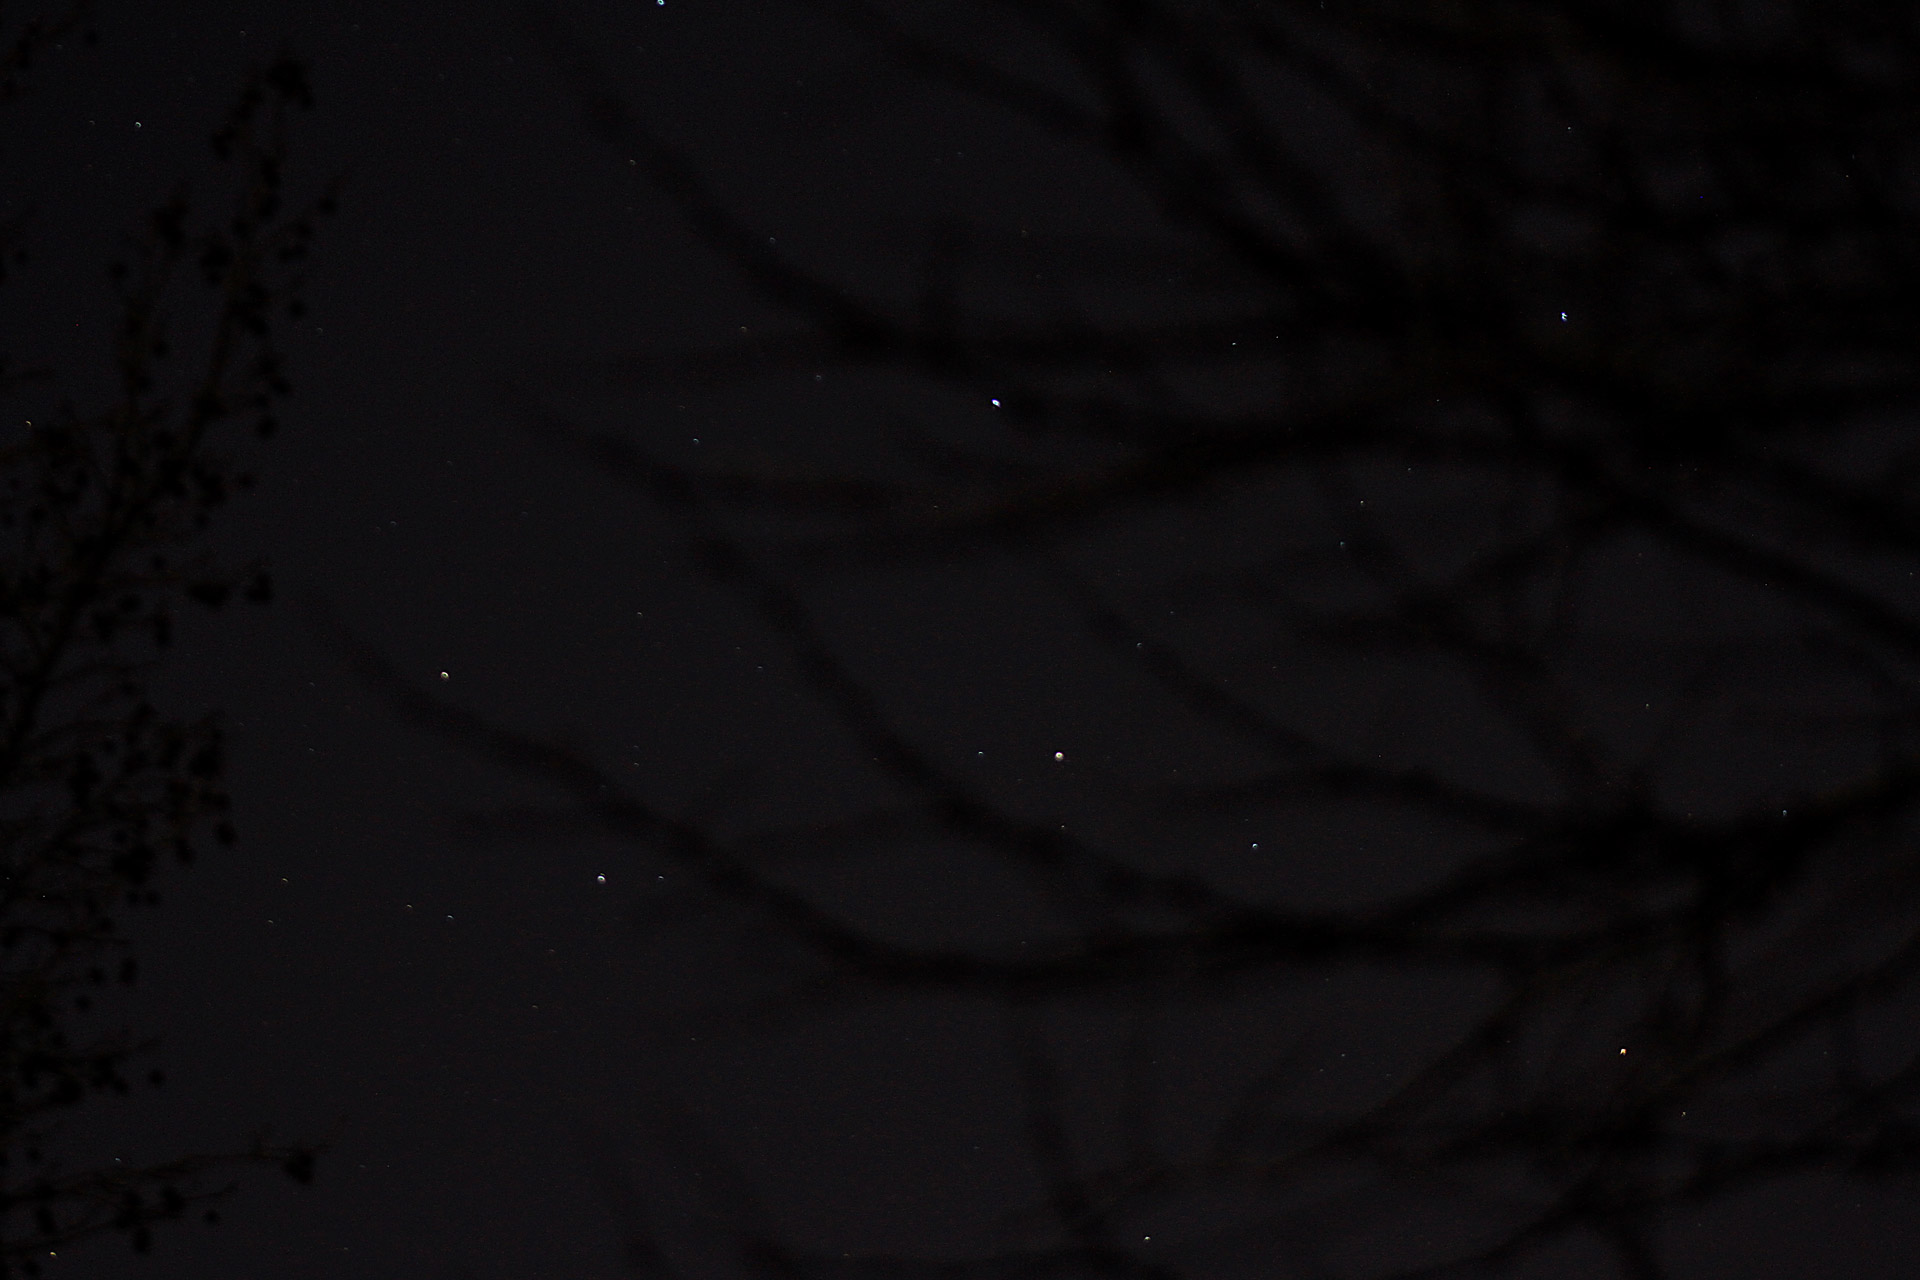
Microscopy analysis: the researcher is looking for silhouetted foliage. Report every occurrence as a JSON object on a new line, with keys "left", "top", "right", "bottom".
{"left": 0, "top": 24, "right": 329, "bottom": 1273}
{"left": 406, "top": 3, "right": 1920, "bottom": 1277}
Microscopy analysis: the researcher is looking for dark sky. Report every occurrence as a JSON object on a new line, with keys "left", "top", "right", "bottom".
{"left": 13, "top": 5, "right": 1170, "bottom": 1276}
{"left": 6, "top": 3, "right": 1920, "bottom": 1278}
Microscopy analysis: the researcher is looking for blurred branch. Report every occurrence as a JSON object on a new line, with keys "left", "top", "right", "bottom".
{"left": 477, "top": 3, "right": 1920, "bottom": 1276}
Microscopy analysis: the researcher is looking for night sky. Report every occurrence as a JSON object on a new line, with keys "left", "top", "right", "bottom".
{"left": 6, "top": 3, "right": 1920, "bottom": 1278}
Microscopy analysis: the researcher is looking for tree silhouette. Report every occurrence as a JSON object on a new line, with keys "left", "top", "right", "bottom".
{"left": 402, "top": 3, "right": 1920, "bottom": 1277}
{"left": 0, "top": 20, "right": 329, "bottom": 1273}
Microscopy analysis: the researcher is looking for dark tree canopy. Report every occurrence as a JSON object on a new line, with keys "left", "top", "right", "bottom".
{"left": 0, "top": 20, "right": 327, "bottom": 1272}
